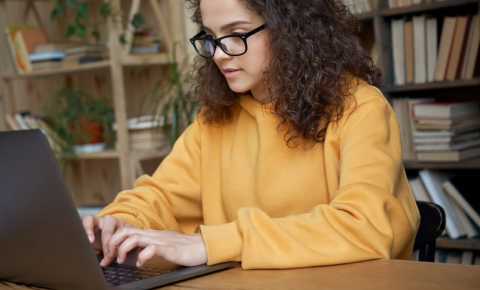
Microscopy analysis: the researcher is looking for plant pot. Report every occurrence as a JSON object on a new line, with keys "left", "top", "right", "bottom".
{"left": 71, "top": 117, "right": 104, "bottom": 145}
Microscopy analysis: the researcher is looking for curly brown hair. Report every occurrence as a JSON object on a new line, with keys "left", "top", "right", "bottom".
{"left": 186, "top": 0, "right": 382, "bottom": 144}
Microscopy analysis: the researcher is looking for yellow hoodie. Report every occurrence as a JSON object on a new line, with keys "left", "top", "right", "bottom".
{"left": 98, "top": 80, "right": 420, "bottom": 269}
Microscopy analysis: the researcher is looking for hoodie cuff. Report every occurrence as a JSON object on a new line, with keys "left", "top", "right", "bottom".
{"left": 96, "top": 211, "right": 145, "bottom": 229}
{"left": 200, "top": 222, "right": 242, "bottom": 265}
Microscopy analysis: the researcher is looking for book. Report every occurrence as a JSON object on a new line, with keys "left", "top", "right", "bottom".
{"left": 392, "top": 19, "right": 406, "bottom": 85}
{"left": 461, "top": 251, "right": 474, "bottom": 265}
{"left": 409, "top": 177, "right": 431, "bottom": 202}
{"left": 413, "top": 131, "right": 480, "bottom": 144}
{"left": 413, "top": 100, "right": 480, "bottom": 120}
{"left": 443, "top": 180, "right": 480, "bottom": 229}
{"left": 5, "top": 27, "right": 32, "bottom": 73}
{"left": 445, "top": 16, "right": 469, "bottom": 81}
{"left": 444, "top": 193, "right": 478, "bottom": 238}
{"left": 415, "top": 139, "right": 480, "bottom": 152}
{"left": 426, "top": 17, "right": 438, "bottom": 82}
{"left": 446, "top": 251, "right": 462, "bottom": 264}
{"left": 461, "top": 14, "right": 480, "bottom": 79}
{"left": 393, "top": 98, "right": 413, "bottom": 160}
{"left": 414, "top": 117, "right": 480, "bottom": 131}
{"left": 416, "top": 146, "right": 480, "bottom": 162}
{"left": 30, "top": 61, "right": 62, "bottom": 71}
{"left": 413, "top": 15, "right": 427, "bottom": 83}
{"left": 29, "top": 51, "right": 65, "bottom": 62}
{"left": 418, "top": 170, "right": 465, "bottom": 239}
{"left": 434, "top": 17, "right": 457, "bottom": 81}
{"left": 404, "top": 20, "right": 415, "bottom": 83}
{"left": 413, "top": 128, "right": 480, "bottom": 138}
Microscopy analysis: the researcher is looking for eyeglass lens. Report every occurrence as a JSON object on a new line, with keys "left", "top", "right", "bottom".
{"left": 194, "top": 36, "right": 246, "bottom": 57}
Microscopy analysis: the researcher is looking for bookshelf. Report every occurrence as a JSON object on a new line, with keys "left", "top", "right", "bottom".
{"left": 0, "top": 0, "right": 188, "bottom": 204}
{"left": 437, "top": 237, "right": 480, "bottom": 251}
{"left": 0, "top": 60, "right": 112, "bottom": 79}
{"left": 352, "top": 0, "right": 480, "bottom": 264}
{"left": 381, "top": 0, "right": 479, "bottom": 17}
{"left": 383, "top": 78, "right": 480, "bottom": 93}
{"left": 355, "top": 0, "right": 480, "bottom": 168}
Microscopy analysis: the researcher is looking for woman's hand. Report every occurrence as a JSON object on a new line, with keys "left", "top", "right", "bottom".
{"left": 102, "top": 228, "right": 208, "bottom": 268}
{"left": 82, "top": 215, "right": 128, "bottom": 264}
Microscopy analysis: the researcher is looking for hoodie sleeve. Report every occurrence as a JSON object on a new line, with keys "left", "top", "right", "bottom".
{"left": 97, "top": 118, "right": 203, "bottom": 234}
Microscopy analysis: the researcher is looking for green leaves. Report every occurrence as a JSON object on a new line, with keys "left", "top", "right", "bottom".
{"left": 50, "top": 0, "right": 112, "bottom": 40}
{"left": 131, "top": 13, "right": 145, "bottom": 30}
{"left": 100, "top": 3, "right": 112, "bottom": 18}
{"left": 50, "top": 1, "right": 65, "bottom": 19}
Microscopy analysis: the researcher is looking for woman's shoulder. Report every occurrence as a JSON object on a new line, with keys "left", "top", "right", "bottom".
{"left": 330, "top": 78, "right": 394, "bottom": 132}
{"left": 347, "top": 78, "right": 389, "bottom": 108}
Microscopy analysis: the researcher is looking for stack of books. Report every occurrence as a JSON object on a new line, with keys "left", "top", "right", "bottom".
{"left": 131, "top": 28, "right": 162, "bottom": 55}
{"left": 393, "top": 99, "right": 480, "bottom": 162}
{"left": 63, "top": 44, "right": 108, "bottom": 66}
{"left": 412, "top": 100, "right": 480, "bottom": 161}
{"left": 115, "top": 115, "right": 169, "bottom": 151}
{"left": 391, "top": 14, "right": 480, "bottom": 85}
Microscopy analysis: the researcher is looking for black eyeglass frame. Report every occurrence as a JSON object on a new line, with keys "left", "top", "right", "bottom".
{"left": 189, "top": 24, "right": 267, "bottom": 58}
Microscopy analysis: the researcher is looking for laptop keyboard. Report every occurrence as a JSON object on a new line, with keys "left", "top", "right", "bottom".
{"left": 102, "top": 263, "right": 171, "bottom": 286}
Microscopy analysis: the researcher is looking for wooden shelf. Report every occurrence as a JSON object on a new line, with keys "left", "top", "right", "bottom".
{"left": 437, "top": 238, "right": 480, "bottom": 251}
{"left": 381, "top": 0, "right": 479, "bottom": 17}
{"left": 0, "top": 61, "right": 111, "bottom": 79}
{"left": 62, "top": 150, "right": 120, "bottom": 160}
{"left": 382, "top": 78, "right": 480, "bottom": 93}
{"left": 404, "top": 158, "right": 480, "bottom": 170}
{"left": 62, "top": 147, "right": 170, "bottom": 161}
{"left": 122, "top": 54, "right": 172, "bottom": 67}
{"left": 132, "top": 147, "right": 171, "bottom": 160}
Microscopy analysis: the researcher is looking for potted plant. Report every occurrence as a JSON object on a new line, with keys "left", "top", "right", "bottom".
{"left": 45, "top": 87, "right": 115, "bottom": 155}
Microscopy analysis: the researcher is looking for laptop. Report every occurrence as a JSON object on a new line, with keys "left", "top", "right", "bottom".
{"left": 0, "top": 130, "right": 237, "bottom": 290}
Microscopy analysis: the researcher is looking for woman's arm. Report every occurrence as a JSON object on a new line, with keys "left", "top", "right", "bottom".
{"left": 97, "top": 117, "right": 203, "bottom": 234}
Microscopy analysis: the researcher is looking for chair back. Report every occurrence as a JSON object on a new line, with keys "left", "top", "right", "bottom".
{"left": 414, "top": 201, "right": 446, "bottom": 262}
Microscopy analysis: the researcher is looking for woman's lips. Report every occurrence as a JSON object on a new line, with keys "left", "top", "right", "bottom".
{"left": 223, "top": 68, "right": 241, "bottom": 78}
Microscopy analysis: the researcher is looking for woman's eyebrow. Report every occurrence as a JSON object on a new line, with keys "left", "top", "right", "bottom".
{"left": 202, "top": 20, "right": 253, "bottom": 35}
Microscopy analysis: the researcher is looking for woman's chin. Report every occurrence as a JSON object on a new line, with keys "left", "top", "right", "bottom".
{"left": 227, "top": 82, "right": 251, "bottom": 94}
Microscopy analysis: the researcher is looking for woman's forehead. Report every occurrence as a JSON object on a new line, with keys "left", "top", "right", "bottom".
{"left": 200, "top": 0, "right": 262, "bottom": 31}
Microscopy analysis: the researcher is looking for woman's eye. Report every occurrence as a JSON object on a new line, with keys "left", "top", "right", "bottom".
{"left": 231, "top": 30, "right": 247, "bottom": 35}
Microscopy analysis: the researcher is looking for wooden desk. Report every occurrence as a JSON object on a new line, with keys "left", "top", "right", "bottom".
{"left": 1, "top": 260, "right": 479, "bottom": 290}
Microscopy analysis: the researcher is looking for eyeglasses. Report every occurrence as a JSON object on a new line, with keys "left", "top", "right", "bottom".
{"left": 189, "top": 24, "right": 266, "bottom": 58}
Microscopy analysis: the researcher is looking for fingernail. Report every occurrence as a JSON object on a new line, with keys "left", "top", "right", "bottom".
{"left": 88, "top": 235, "right": 94, "bottom": 243}
{"left": 117, "top": 257, "right": 122, "bottom": 264}
{"left": 136, "top": 261, "right": 141, "bottom": 268}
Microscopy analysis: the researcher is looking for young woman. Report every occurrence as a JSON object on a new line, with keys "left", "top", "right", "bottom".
{"left": 83, "top": 0, "right": 420, "bottom": 270}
